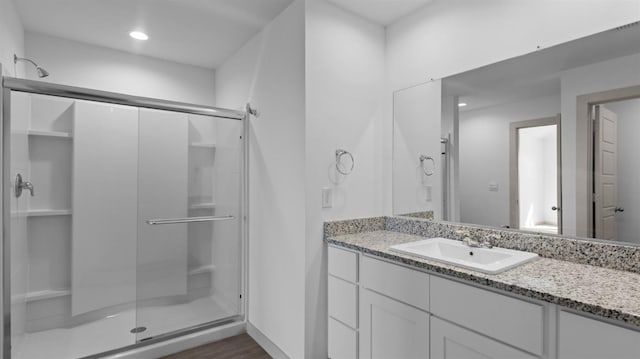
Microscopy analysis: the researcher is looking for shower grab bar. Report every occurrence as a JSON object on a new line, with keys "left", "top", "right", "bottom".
{"left": 146, "top": 215, "right": 234, "bottom": 225}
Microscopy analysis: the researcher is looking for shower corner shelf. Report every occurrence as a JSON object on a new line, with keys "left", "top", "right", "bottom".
{"left": 24, "top": 289, "right": 71, "bottom": 303}
{"left": 12, "top": 209, "right": 72, "bottom": 217}
{"left": 189, "top": 202, "right": 216, "bottom": 210}
{"left": 188, "top": 264, "right": 216, "bottom": 276}
{"left": 27, "top": 130, "right": 73, "bottom": 138}
{"left": 189, "top": 142, "right": 216, "bottom": 149}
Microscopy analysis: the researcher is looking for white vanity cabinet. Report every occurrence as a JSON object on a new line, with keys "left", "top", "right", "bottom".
{"left": 327, "top": 244, "right": 640, "bottom": 359}
{"left": 430, "top": 276, "right": 545, "bottom": 357}
{"left": 359, "top": 256, "right": 430, "bottom": 359}
{"left": 431, "top": 317, "right": 538, "bottom": 359}
{"left": 328, "top": 246, "right": 359, "bottom": 359}
{"left": 557, "top": 310, "right": 640, "bottom": 359}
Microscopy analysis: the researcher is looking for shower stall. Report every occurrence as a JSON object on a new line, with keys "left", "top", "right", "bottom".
{"left": 1, "top": 75, "right": 247, "bottom": 358}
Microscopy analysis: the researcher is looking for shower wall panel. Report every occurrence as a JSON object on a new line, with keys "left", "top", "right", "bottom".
{"left": 71, "top": 100, "right": 139, "bottom": 316}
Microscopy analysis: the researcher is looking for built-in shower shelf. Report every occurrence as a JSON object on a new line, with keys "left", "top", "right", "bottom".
{"left": 13, "top": 209, "right": 72, "bottom": 217}
{"left": 188, "top": 265, "right": 216, "bottom": 276}
{"left": 189, "top": 202, "right": 216, "bottom": 210}
{"left": 27, "top": 130, "right": 73, "bottom": 138}
{"left": 189, "top": 142, "right": 216, "bottom": 148}
{"left": 25, "top": 289, "right": 71, "bottom": 303}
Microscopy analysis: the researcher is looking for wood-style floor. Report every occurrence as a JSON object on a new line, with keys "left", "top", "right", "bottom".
{"left": 161, "top": 334, "right": 271, "bottom": 359}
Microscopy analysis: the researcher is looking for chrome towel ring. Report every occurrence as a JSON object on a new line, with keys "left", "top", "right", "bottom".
{"left": 419, "top": 155, "right": 435, "bottom": 176}
{"left": 336, "top": 149, "right": 354, "bottom": 175}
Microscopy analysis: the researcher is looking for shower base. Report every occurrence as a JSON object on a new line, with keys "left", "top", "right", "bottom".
{"left": 13, "top": 296, "right": 234, "bottom": 359}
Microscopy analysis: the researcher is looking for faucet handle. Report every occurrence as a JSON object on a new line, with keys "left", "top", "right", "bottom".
{"left": 14, "top": 173, "right": 35, "bottom": 198}
{"left": 455, "top": 229, "right": 470, "bottom": 235}
{"left": 23, "top": 181, "right": 35, "bottom": 196}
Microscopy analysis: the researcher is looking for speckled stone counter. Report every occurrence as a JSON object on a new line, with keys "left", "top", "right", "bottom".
{"left": 324, "top": 217, "right": 640, "bottom": 328}
{"left": 397, "top": 211, "right": 434, "bottom": 220}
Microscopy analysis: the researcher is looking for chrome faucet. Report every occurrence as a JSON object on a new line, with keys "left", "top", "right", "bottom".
{"left": 455, "top": 229, "right": 494, "bottom": 249}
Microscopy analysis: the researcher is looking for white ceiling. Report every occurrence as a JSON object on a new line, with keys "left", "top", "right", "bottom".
{"left": 326, "top": 0, "right": 432, "bottom": 25}
{"left": 15, "top": 0, "right": 294, "bottom": 69}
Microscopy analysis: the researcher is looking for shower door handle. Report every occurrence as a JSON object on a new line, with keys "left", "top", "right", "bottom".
{"left": 146, "top": 215, "right": 234, "bottom": 225}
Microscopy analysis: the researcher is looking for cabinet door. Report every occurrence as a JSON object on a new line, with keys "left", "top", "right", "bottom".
{"left": 431, "top": 317, "right": 537, "bottom": 359}
{"left": 360, "top": 289, "right": 429, "bottom": 359}
{"left": 558, "top": 311, "right": 640, "bottom": 359}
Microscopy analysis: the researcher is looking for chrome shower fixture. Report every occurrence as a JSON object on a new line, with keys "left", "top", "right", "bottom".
{"left": 14, "top": 54, "right": 50, "bottom": 78}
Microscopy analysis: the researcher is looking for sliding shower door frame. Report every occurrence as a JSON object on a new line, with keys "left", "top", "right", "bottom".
{"left": 2, "top": 65, "right": 12, "bottom": 359}
{"left": 0, "top": 75, "right": 250, "bottom": 359}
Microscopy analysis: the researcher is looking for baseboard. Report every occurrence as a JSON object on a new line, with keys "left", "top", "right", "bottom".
{"left": 104, "top": 321, "right": 246, "bottom": 359}
{"left": 247, "top": 322, "right": 290, "bottom": 359}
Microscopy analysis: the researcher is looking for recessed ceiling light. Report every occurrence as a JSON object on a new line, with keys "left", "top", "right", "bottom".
{"left": 458, "top": 102, "right": 467, "bottom": 107}
{"left": 129, "top": 31, "right": 149, "bottom": 41}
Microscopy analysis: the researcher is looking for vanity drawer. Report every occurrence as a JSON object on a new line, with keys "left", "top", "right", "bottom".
{"left": 328, "top": 276, "right": 358, "bottom": 328}
{"left": 328, "top": 245, "right": 358, "bottom": 283}
{"left": 328, "top": 317, "right": 357, "bottom": 359}
{"left": 430, "top": 276, "right": 544, "bottom": 356}
{"left": 360, "top": 255, "right": 429, "bottom": 311}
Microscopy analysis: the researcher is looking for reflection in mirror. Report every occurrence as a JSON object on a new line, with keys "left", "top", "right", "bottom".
{"left": 392, "top": 22, "right": 640, "bottom": 244}
{"left": 510, "top": 117, "right": 561, "bottom": 235}
{"left": 393, "top": 81, "right": 442, "bottom": 220}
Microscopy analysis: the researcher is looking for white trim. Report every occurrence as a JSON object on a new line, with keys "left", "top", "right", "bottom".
{"left": 104, "top": 321, "right": 246, "bottom": 359}
{"left": 247, "top": 322, "right": 289, "bottom": 359}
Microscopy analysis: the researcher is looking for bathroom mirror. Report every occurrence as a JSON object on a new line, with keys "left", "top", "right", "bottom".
{"left": 392, "top": 22, "right": 640, "bottom": 244}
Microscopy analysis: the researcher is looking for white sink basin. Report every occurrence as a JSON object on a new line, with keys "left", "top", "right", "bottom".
{"left": 389, "top": 237, "right": 538, "bottom": 274}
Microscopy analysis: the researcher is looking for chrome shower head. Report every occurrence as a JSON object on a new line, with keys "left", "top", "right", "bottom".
{"left": 36, "top": 66, "right": 50, "bottom": 78}
{"left": 14, "top": 54, "right": 50, "bottom": 78}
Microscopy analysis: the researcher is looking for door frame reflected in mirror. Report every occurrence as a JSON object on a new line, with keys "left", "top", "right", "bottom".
{"left": 576, "top": 84, "right": 640, "bottom": 238}
{"left": 509, "top": 115, "right": 562, "bottom": 234}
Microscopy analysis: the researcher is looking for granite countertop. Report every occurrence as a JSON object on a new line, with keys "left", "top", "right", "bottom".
{"left": 327, "top": 230, "right": 640, "bottom": 327}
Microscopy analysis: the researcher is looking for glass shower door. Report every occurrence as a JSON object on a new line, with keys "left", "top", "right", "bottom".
{"left": 8, "top": 92, "right": 31, "bottom": 359}
{"left": 134, "top": 110, "right": 244, "bottom": 341}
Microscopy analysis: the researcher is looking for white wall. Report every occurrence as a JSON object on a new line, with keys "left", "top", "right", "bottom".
{"left": 606, "top": 98, "right": 640, "bottom": 244}
{"left": 305, "top": 1, "right": 385, "bottom": 358}
{"left": 25, "top": 32, "right": 216, "bottom": 106}
{"left": 215, "top": 1, "right": 306, "bottom": 358}
{"left": 217, "top": 3, "right": 385, "bottom": 358}
{"left": 560, "top": 52, "right": 640, "bottom": 235}
{"left": 0, "top": 0, "right": 25, "bottom": 77}
{"left": 386, "top": 0, "right": 640, "bottom": 91}
{"left": 458, "top": 95, "right": 560, "bottom": 228}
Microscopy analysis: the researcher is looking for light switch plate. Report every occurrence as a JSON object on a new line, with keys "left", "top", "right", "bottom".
{"left": 425, "top": 185, "right": 432, "bottom": 201}
{"left": 322, "top": 187, "right": 333, "bottom": 208}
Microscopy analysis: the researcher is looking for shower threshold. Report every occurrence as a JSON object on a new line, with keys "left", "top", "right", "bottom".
{"left": 13, "top": 297, "right": 241, "bottom": 359}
